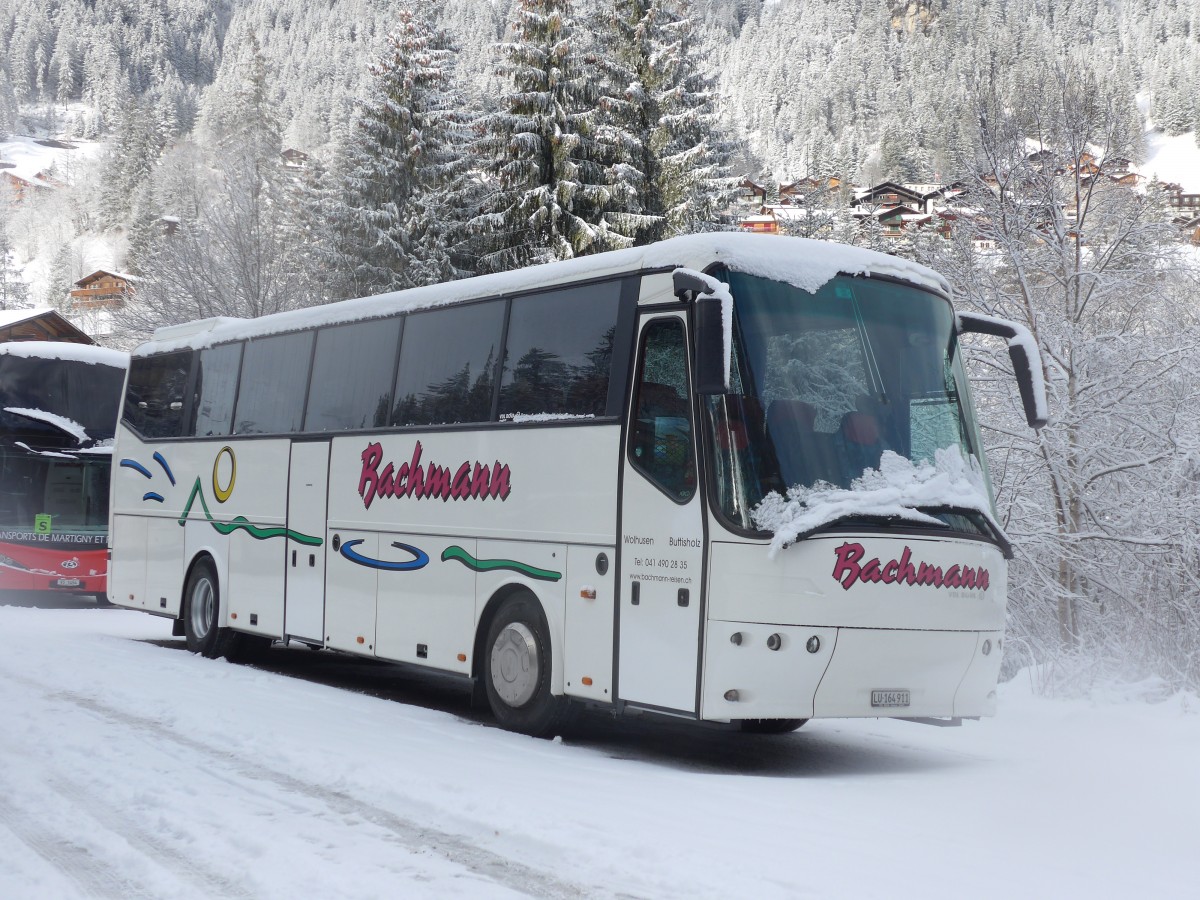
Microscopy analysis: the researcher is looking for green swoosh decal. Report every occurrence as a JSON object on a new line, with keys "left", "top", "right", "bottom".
{"left": 177, "top": 477, "right": 323, "bottom": 546}
{"left": 441, "top": 545, "right": 561, "bottom": 582}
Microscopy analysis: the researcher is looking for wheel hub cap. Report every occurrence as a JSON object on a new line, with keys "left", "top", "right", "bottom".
{"left": 190, "top": 578, "right": 214, "bottom": 639}
{"left": 490, "top": 622, "right": 538, "bottom": 707}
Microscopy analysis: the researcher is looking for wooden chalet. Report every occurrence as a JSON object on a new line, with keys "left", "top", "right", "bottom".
{"left": 852, "top": 181, "right": 926, "bottom": 212}
{"left": 280, "top": 148, "right": 311, "bottom": 168}
{"left": 69, "top": 270, "right": 137, "bottom": 310}
{"left": 1175, "top": 214, "right": 1200, "bottom": 246}
{"left": 0, "top": 308, "right": 95, "bottom": 344}
{"left": 779, "top": 176, "right": 842, "bottom": 204}
{"left": 738, "top": 213, "right": 778, "bottom": 234}
{"left": 1168, "top": 191, "right": 1200, "bottom": 213}
{"left": 737, "top": 178, "right": 769, "bottom": 207}
{"left": 0, "top": 171, "right": 52, "bottom": 203}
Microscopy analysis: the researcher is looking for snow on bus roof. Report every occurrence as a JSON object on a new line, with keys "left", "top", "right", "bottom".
{"left": 0, "top": 340, "right": 129, "bottom": 369}
{"left": 136, "top": 233, "right": 951, "bottom": 356}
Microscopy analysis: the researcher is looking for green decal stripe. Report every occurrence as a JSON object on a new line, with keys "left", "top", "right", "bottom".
{"left": 441, "top": 545, "right": 562, "bottom": 582}
{"left": 177, "top": 478, "right": 323, "bottom": 546}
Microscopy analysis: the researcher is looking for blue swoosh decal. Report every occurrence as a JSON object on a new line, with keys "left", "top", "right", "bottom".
{"left": 153, "top": 451, "right": 176, "bottom": 485}
{"left": 120, "top": 459, "right": 153, "bottom": 478}
{"left": 339, "top": 539, "right": 429, "bottom": 571}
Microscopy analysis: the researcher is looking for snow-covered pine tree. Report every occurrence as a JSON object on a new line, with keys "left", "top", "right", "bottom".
{"left": 471, "top": 0, "right": 623, "bottom": 273}
{"left": 593, "top": 0, "right": 736, "bottom": 244}
{"left": 0, "top": 200, "right": 29, "bottom": 311}
{"left": 325, "top": 6, "right": 468, "bottom": 296}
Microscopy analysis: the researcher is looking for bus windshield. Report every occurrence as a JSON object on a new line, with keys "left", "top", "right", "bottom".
{"left": 0, "top": 446, "right": 112, "bottom": 535}
{"left": 705, "top": 269, "right": 995, "bottom": 538}
{"left": 0, "top": 354, "right": 127, "bottom": 447}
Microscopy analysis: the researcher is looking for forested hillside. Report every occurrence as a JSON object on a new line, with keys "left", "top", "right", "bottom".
{"left": 2, "top": 0, "right": 1200, "bottom": 695}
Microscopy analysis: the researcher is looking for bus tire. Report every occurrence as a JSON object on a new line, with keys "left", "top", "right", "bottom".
{"left": 739, "top": 718, "right": 808, "bottom": 734}
{"left": 183, "top": 558, "right": 241, "bottom": 660}
{"left": 483, "top": 592, "right": 569, "bottom": 737}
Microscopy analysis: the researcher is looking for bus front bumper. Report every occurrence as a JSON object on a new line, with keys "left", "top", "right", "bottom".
{"left": 701, "top": 620, "right": 1004, "bottom": 722}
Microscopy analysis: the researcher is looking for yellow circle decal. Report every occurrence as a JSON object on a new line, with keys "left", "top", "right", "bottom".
{"left": 213, "top": 446, "right": 236, "bottom": 503}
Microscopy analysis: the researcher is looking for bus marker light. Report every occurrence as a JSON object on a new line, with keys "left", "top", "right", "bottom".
{"left": 582, "top": 677, "right": 593, "bottom": 686}
{"left": 724, "top": 689, "right": 740, "bottom": 702}
{"left": 457, "top": 653, "right": 467, "bottom": 662}
{"left": 230, "top": 612, "right": 237, "bottom": 620}
{"left": 806, "top": 636, "right": 821, "bottom": 654}
{"left": 730, "top": 632, "right": 743, "bottom": 645}
{"left": 982, "top": 639, "right": 992, "bottom": 656}
{"left": 356, "top": 636, "right": 364, "bottom": 644}
{"left": 580, "top": 588, "right": 597, "bottom": 600}
{"left": 767, "top": 633, "right": 782, "bottom": 651}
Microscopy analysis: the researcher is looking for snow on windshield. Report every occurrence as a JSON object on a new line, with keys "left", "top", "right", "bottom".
{"left": 751, "top": 445, "right": 1003, "bottom": 557}
{"left": 4, "top": 407, "right": 89, "bottom": 443}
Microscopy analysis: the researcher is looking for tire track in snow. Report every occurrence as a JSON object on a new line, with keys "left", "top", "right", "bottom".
{"left": 0, "top": 792, "right": 155, "bottom": 899}
{"left": 46, "top": 774, "right": 254, "bottom": 899}
{"left": 10, "top": 670, "right": 592, "bottom": 899}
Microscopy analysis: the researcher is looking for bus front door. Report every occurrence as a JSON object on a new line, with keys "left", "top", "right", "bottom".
{"left": 618, "top": 314, "right": 705, "bottom": 715}
{"left": 285, "top": 441, "right": 330, "bottom": 644}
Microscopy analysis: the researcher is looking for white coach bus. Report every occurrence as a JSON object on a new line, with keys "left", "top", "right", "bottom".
{"left": 110, "top": 233, "right": 1045, "bottom": 736}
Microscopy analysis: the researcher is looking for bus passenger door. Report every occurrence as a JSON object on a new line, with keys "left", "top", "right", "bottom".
{"left": 618, "top": 314, "right": 706, "bottom": 714}
{"left": 285, "top": 441, "right": 329, "bottom": 644}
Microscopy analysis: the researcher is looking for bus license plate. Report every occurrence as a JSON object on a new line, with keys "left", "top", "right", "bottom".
{"left": 871, "top": 690, "right": 910, "bottom": 708}
{"left": 54, "top": 578, "right": 82, "bottom": 588}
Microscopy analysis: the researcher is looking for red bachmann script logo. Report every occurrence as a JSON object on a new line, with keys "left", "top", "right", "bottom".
{"left": 831, "top": 541, "right": 990, "bottom": 592}
{"left": 359, "top": 441, "right": 512, "bottom": 509}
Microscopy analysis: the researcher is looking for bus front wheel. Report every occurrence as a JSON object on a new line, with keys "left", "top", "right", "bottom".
{"left": 183, "top": 559, "right": 240, "bottom": 659}
{"left": 483, "top": 593, "right": 569, "bottom": 737}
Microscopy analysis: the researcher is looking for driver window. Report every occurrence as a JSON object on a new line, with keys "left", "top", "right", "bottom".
{"left": 629, "top": 318, "right": 695, "bottom": 502}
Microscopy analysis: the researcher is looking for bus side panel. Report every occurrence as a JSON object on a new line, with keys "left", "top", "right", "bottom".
{"left": 326, "top": 428, "right": 620, "bottom": 546}
{"left": 324, "top": 530, "right": 378, "bottom": 654}
{"left": 144, "top": 519, "right": 186, "bottom": 615}
{"left": 474, "top": 540, "right": 568, "bottom": 692}
{"left": 375, "top": 534, "right": 476, "bottom": 673}
{"left": 109, "top": 514, "right": 147, "bottom": 608}
{"left": 210, "top": 440, "right": 291, "bottom": 638}
{"left": 564, "top": 544, "right": 615, "bottom": 702}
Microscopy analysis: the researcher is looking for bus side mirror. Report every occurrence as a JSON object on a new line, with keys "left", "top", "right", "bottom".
{"left": 957, "top": 312, "right": 1048, "bottom": 430}
{"left": 673, "top": 268, "right": 730, "bottom": 395}
{"left": 694, "top": 296, "right": 728, "bottom": 395}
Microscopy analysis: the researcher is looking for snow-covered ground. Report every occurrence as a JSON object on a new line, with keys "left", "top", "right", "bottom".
{"left": 1142, "top": 129, "right": 1200, "bottom": 192}
{"left": 0, "top": 599, "right": 1194, "bottom": 899}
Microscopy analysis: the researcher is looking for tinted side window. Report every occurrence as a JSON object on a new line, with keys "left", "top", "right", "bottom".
{"left": 190, "top": 343, "right": 242, "bottom": 437}
{"left": 629, "top": 318, "right": 695, "bottom": 502}
{"left": 234, "top": 332, "right": 314, "bottom": 434}
{"left": 392, "top": 302, "right": 504, "bottom": 426}
{"left": 499, "top": 281, "right": 622, "bottom": 420}
{"left": 124, "top": 351, "right": 192, "bottom": 439}
{"left": 306, "top": 318, "right": 402, "bottom": 432}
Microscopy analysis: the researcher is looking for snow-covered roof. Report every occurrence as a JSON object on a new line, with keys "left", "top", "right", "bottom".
{"left": 74, "top": 269, "right": 140, "bottom": 286}
{"left": 0, "top": 308, "right": 54, "bottom": 329}
{"left": 0, "top": 340, "right": 128, "bottom": 369}
{"left": 137, "top": 233, "right": 951, "bottom": 356}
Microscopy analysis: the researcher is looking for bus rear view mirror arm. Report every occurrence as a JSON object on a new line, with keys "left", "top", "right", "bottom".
{"left": 957, "top": 312, "right": 1049, "bottom": 430}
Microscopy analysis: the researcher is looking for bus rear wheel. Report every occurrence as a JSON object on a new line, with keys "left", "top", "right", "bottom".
{"left": 183, "top": 559, "right": 242, "bottom": 660}
{"left": 483, "top": 593, "right": 569, "bottom": 737}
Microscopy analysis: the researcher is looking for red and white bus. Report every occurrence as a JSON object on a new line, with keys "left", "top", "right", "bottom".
{"left": 0, "top": 341, "right": 129, "bottom": 598}
{"left": 109, "top": 233, "right": 1044, "bottom": 735}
